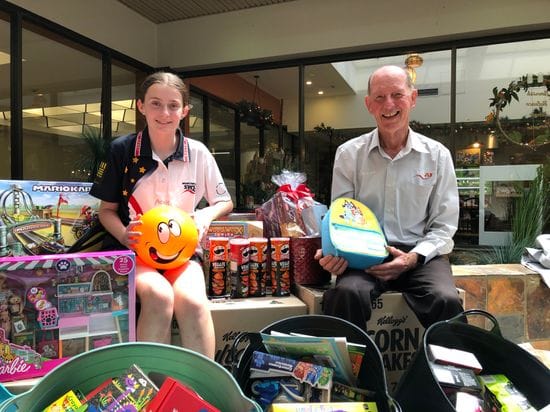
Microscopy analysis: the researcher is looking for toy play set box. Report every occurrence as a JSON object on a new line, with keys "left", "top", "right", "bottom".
{"left": 0, "top": 249, "right": 136, "bottom": 382}
{"left": 0, "top": 179, "right": 101, "bottom": 257}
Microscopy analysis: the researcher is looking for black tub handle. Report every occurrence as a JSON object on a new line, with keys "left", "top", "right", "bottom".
{"left": 230, "top": 331, "right": 260, "bottom": 377}
{"left": 448, "top": 309, "right": 503, "bottom": 337}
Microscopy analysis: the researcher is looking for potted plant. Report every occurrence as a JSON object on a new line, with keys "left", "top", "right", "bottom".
{"left": 74, "top": 126, "right": 113, "bottom": 182}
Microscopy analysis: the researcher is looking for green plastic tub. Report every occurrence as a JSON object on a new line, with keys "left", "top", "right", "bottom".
{"left": 0, "top": 342, "right": 261, "bottom": 412}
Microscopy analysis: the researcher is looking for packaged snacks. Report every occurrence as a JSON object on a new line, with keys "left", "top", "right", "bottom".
{"left": 248, "top": 237, "right": 268, "bottom": 297}
{"left": 270, "top": 237, "right": 290, "bottom": 296}
{"left": 208, "top": 237, "right": 229, "bottom": 297}
{"left": 229, "top": 238, "right": 250, "bottom": 298}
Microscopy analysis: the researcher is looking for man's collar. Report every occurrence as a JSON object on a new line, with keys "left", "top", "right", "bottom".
{"left": 369, "top": 128, "right": 429, "bottom": 155}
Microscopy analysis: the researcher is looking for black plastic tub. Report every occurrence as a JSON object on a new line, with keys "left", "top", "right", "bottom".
{"left": 395, "top": 310, "right": 550, "bottom": 411}
{"left": 232, "top": 314, "right": 401, "bottom": 412}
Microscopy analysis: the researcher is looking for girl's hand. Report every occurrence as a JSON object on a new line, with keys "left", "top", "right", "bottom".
{"left": 124, "top": 215, "right": 143, "bottom": 248}
{"left": 191, "top": 210, "right": 213, "bottom": 243}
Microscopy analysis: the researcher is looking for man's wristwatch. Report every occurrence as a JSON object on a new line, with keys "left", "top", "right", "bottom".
{"left": 416, "top": 253, "right": 426, "bottom": 267}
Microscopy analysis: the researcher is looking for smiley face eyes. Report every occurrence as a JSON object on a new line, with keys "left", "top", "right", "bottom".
{"left": 157, "top": 219, "right": 181, "bottom": 244}
{"left": 168, "top": 219, "right": 181, "bottom": 236}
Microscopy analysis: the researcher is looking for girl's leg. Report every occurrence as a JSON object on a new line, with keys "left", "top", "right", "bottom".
{"left": 172, "top": 260, "right": 215, "bottom": 359}
{"left": 135, "top": 260, "right": 174, "bottom": 344}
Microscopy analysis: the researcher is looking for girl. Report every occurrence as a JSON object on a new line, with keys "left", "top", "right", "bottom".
{"left": 90, "top": 72, "right": 233, "bottom": 358}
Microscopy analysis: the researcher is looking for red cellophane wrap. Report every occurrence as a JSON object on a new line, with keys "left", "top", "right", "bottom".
{"left": 260, "top": 170, "right": 316, "bottom": 238}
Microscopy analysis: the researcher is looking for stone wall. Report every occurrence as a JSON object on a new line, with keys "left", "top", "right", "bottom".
{"left": 453, "top": 264, "right": 549, "bottom": 350}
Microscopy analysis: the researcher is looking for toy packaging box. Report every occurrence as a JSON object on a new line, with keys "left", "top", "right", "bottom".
{"left": 0, "top": 179, "right": 100, "bottom": 257}
{"left": 0, "top": 250, "right": 136, "bottom": 382}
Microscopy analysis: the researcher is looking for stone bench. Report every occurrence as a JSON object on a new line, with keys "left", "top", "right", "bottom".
{"left": 453, "top": 263, "right": 549, "bottom": 347}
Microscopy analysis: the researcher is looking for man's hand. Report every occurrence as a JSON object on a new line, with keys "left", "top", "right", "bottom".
{"left": 314, "top": 249, "right": 348, "bottom": 276}
{"left": 365, "top": 246, "right": 419, "bottom": 281}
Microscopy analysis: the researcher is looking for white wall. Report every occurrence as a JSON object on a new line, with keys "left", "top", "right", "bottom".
{"left": 10, "top": 0, "right": 549, "bottom": 73}
{"left": 9, "top": 0, "right": 158, "bottom": 67}
{"left": 158, "top": 0, "right": 550, "bottom": 70}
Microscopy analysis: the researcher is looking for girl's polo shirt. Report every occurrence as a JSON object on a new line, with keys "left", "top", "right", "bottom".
{"left": 129, "top": 137, "right": 230, "bottom": 219}
{"left": 90, "top": 129, "right": 231, "bottom": 225}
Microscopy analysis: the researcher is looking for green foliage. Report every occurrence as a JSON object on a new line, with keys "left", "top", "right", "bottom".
{"left": 74, "top": 126, "right": 113, "bottom": 182}
{"left": 475, "top": 166, "right": 548, "bottom": 263}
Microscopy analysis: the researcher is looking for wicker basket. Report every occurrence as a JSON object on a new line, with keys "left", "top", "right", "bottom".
{"left": 290, "top": 236, "right": 331, "bottom": 285}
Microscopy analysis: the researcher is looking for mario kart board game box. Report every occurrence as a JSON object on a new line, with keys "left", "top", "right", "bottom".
{"left": 0, "top": 249, "right": 136, "bottom": 382}
{"left": 0, "top": 179, "right": 101, "bottom": 257}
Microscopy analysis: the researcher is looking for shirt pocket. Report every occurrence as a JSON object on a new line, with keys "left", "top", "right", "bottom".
{"left": 398, "top": 173, "right": 436, "bottom": 220}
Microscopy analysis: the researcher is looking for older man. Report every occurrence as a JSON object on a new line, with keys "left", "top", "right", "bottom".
{"left": 317, "top": 65, "right": 463, "bottom": 330}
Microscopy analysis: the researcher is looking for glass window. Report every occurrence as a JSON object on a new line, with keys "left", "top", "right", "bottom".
{"left": 456, "top": 39, "right": 550, "bottom": 161}
{"left": 188, "top": 92, "right": 204, "bottom": 142}
{"left": 22, "top": 23, "right": 102, "bottom": 181}
{"left": 209, "top": 100, "right": 236, "bottom": 204}
{"left": 0, "top": 13, "right": 10, "bottom": 178}
{"left": 238, "top": 68, "right": 296, "bottom": 209}
{"left": 112, "top": 61, "right": 139, "bottom": 138}
{"left": 304, "top": 51, "right": 452, "bottom": 204}
{"left": 188, "top": 68, "right": 295, "bottom": 209}
{"left": 455, "top": 39, "right": 550, "bottom": 245}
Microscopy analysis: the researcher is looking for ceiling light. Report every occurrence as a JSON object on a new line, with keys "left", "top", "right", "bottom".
{"left": 306, "top": 81, "right": 312, "bottom": 85}
{"left": 405, "top": 52, "right": 423, "bottom": 84}
{"left": 317, "top": 91, "right": 324, "bottom": 95}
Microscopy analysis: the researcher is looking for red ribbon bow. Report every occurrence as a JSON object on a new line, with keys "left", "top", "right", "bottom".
{"left": 278, "top": 183, "right": 314, "bottom": 202}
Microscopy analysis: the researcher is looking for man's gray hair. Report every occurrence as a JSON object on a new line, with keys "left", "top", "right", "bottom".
{"left": 367, "top": 65, "right": 414, "bottom": 95}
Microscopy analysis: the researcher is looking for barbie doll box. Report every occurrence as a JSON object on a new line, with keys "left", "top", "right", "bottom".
{"left": 0, "top": 250, "right": 136, "bottom": 382}
{"left": 0, "top": 179, "right": 101, "bottom": 257}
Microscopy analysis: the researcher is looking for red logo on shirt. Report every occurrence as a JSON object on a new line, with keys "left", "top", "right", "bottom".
{"left": 416, "top": 172, "right": 433, "bottom": 180}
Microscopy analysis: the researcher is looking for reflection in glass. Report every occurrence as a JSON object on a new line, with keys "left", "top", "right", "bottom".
{"left": 188, "top": 93, "right": 204, "bottom": 142}
{"left": 209, "top": 100, "right": 236, "bottom": 204}
{"left": 0, "top": 14, "right": 10, "bottom": 178}
{"left": 22, "top": 24, "right": 102, "bottom": 181}
{"left": 304, "top": 52, "right": 452, "bottom": 204}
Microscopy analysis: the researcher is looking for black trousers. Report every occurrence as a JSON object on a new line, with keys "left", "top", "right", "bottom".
{"left": 322, "top": 254, "right": 464, "bottom": 330}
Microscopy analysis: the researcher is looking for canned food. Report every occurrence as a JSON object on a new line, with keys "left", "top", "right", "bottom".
{"left": 208, "top": 237, "right": 229, "bottom": 297}
{"left": 248, "top": 237, "right": 268, "bottom": 297}
{"left": 270, "top": 237, "right": 290, "bottom": 296}
{"left": 229, "top": 238, "right": 250, "bottom": 298}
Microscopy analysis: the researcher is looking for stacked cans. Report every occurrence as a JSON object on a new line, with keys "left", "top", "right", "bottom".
{"left": 248, "top": 237, "right": 268, "bottom": 297}
{"left": 207, "top": 236, "right": 290, "bottom": 298}
{"left": 270, "top": 237, "right": 291, "bottom": 296}
{"left": 229, "top": 238, "right": 251, "bottom": 298}
{"left": 207, "top": 237, "right": 229, "bottom": 297}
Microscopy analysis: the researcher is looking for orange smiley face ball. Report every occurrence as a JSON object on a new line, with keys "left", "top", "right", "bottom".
{"left": 134, "top": 205, "right": 198, "bottom": 270}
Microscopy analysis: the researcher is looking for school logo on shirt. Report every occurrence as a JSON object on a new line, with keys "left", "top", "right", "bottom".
{"left": 216, "top": 182, "right": 228, "bottom": 195}
{"left": 182, "top": 182, "right": 196, "bottom": 194}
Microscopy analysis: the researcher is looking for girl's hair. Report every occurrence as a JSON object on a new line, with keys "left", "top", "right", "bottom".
{"left": 138, "top": 71, "right": 189, "bottom": 104}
